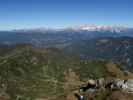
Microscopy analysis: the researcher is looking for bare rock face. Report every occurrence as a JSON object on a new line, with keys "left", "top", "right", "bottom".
{"left": 81, "top": 79, "right": 133, "bottom": 93}
{"left": 75, "top": 79, "right": 133, "bottom": 100}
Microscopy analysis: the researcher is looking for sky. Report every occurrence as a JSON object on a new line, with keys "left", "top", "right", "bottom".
{"left": 0, "top": 0, "right": 133, "bottom": 30}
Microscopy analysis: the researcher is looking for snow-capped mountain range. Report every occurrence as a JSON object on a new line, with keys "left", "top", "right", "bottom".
{"left": 12, "top": 24, "right": 132, "bottom": 33}
{"left": 76, "top": 24, "right": 129, "bottom": 32}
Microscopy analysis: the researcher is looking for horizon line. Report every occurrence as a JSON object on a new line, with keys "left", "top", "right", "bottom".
{"left": 0, "top": 24, "right": 133, "bottom": 31}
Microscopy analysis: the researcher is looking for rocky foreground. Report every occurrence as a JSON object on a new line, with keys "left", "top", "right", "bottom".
{"left": 71, "top": 79, "right": 133, "bottom": 100}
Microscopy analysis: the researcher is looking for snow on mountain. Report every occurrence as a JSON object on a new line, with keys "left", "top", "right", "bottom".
{"left": 12, "top": 24, "right": 132, "bottom": 33}
{"left": 76, "top": 24, "right": 129, "bottom": 32}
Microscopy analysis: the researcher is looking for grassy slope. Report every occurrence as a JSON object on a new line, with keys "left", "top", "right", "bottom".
{"left": 0, "top": 47, "right": 132, "bottom": 100}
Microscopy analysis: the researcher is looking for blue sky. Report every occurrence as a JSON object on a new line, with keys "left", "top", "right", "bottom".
{"left": 0, "top": 0, "right": 133, "bottom": 30}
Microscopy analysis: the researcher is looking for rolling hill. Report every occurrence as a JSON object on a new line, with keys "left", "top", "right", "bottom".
{"left": 0, "top": 45, "right": 133, "bottom": 100}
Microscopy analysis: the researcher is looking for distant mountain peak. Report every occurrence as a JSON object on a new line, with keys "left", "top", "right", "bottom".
{"left": 73, "top": 24, "right": 129, "bottom": 32}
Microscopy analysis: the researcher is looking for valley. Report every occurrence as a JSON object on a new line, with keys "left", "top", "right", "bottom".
{"left": 0, "top": 27, "right": 133, "bottom": 100}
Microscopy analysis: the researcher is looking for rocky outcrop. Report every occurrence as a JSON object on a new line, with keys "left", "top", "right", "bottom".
{"left": 80, "top": 79, "right": 133, "bottom": 93}
{"left": 72, "top": 79, "right": 133, "bottom": 100}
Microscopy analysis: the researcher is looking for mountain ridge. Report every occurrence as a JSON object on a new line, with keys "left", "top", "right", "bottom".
{"left": 10, "top": 24, "right": 133, "bottom": 33}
